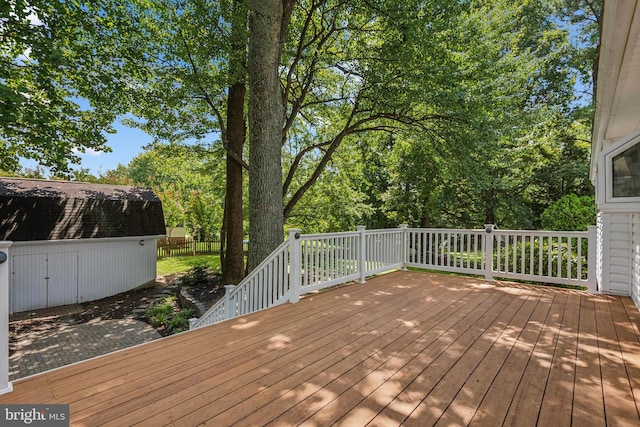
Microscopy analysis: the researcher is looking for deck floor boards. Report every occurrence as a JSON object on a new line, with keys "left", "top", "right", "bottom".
{"left": 2, "top": 271, "right": 640, "bottom": 427}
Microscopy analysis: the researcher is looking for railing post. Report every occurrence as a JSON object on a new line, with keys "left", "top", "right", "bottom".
{"left": 399, "top": 224, "right": 408, "bottom": 270}
{"left": 224, "top": 285, "right": 237, "bottom": 319}
{"left": 188, "top": 317, "right": 198, "bottom": 330}
{"left": 1, "top": 241, "right": 12, "bottom": 395}
{"left": 586, "top": 225, "right": 598, "bottom": 293}
{"left": 484, "top": 225, "right": 495, "bottom": 281}
{"left": 357, "top": 226, "right": 367, "bottom": 283}
{"left": 288, "top": 229, "right": 302, "bottom": 303}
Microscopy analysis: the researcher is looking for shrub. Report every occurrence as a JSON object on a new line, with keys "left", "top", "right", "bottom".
{"left": 179, "top": 264, "right": 209, "bottom": 287}
{"left": 146, "top": 296, "right": 176, "bottom": 327}
{"left": 541, "top": 194, "right": 596, "bottom": 231}
{"left": 146, "top": 296, "right": 195, "bottom": 334}
{"left": 168, "top": 309, "right": 194, "bottom": 333}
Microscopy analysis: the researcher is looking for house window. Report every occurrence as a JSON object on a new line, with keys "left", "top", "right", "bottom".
{"left": 600, "top": 130, "right": 640, "bottom": 209}
{"left": 612, "top": 143, "right": 640, "bottom": 197}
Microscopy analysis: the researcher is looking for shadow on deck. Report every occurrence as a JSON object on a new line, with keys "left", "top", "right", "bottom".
{"left": 2, "top": 270, "right": 640, "bottom": 426}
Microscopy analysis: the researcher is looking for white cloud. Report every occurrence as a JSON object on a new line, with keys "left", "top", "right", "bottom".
{"left": 26, "top": 11, "right": 43, "bottom": 26}
{"left": 72, "top": 147, "right": 103, "bottom": 157}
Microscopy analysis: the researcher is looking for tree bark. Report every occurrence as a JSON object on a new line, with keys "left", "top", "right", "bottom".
{"left": 247, "top": 0, "right": 285, "bottom": 271}
{"left": 221, "top": 0, "right": 248, "bottom": 284}
{"left": 222, "top": 81, "right": 246, "bottom": 284}
{"left": 483, "top": 189, "right": 497, "bottom": 225}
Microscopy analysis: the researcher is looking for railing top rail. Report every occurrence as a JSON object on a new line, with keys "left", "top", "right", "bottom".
{"left": 405, "top": 228, "right": 486, "bottom": 234}
{"left": 492, "top": 229, "right": 588, "bottom": 237}
{"left": 405, "top": 227, "right": 589, "bottom": 237}
{"left": 303, "top": 228, "right": 406, "bottom": 240}
{"left": 364, "top": 229, "right": 404, "bottom": 235}
{"left": 301, "top": 231, "right": 359, "bottom": 239}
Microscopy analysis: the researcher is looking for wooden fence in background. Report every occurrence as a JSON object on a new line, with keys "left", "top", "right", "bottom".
{"left": 157, "top": 238, "right": 221, "bottom": 258}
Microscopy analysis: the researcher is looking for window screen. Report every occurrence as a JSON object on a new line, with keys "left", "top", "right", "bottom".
{"left": 612, "top": 142, "right": 640, "bottom": 197}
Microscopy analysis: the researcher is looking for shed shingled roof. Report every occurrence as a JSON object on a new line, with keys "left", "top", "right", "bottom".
{"left": 0, "top": 177, "right": 166, "bottom": 241}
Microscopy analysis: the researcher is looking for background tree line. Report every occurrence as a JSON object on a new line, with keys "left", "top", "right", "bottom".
{"left": 1, "top": 0, "right": 600, "bottom": 281}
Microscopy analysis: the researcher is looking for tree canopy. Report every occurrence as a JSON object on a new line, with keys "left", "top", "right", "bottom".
{"left": 1, "top": 0, "right": 600, "bottom": 274}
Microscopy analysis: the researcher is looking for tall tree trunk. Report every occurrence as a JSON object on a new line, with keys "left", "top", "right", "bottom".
{"left": 484, "top": 189, "right": 497, "bottom": 225}
{"left": 247, "top": 0, "right": 285, "bottom": 271}
{"left": 222, "top": 0, "right": 248, "bottom": 284}
{"left": 220, "top": 200, "right": 226, "bottom": 268}
{"left": 222, "top": 81, "right": 246, "bottom": 284}
{"left": 420, "top": 213, "right": 430, "bottom": 228}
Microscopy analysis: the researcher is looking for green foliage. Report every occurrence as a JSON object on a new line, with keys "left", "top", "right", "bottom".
{"left": 179, "top": 264, "right": 210, "bottom": 287}
{"left": 541, "top": 194, "right": 596, "bottom": 231}
{"left": 146, "top": 296, "right": 194, "bottom": 334}
{"left": 146, "top": 296, "right": 176, "bottom": 327}
{"left": 348, "top": 0, "right": 596, "bottom": 230}
{"left": 167, "top": 309, "right": 195, "bottom": 334}
{"left": 284, "top": 141, "right": 373, "bottom": 232}
{"left": 1, "top": 1, "right": 150, "bottom": 172}
{"left": 4, "top": 0, "right": 599, "bottom": 250}
{"left": 119, "top": 145, "right": 227, "bottom": 238}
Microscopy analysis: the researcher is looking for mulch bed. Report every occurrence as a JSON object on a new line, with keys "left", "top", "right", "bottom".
{"left": 183, "top": 275, "right": 226, "bottom": 309}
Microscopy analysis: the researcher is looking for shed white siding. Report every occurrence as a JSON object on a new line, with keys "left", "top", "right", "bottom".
{"left": 9, "top": 237, "right": 157, "bottom": 314}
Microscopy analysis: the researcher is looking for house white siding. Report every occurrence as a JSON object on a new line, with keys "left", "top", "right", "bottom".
{"left": 599, "top": 212, "right": 634, "bottom": 295}
{"left": 9, "top": 237, "right": 157, "bottom": 314}
{"left": 632, "top": 213, "right": 640, "bottom": 309}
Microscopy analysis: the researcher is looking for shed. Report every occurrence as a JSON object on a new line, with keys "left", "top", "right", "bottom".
{"left": 590, "top": 1, "right": 640, "bottom": 307}
{"left": 0, "top": 177, "right": 165, "bottom": 314}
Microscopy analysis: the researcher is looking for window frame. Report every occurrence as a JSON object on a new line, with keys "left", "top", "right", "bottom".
{"left": 599, "top": 129, "right": 640, "bottom": 211}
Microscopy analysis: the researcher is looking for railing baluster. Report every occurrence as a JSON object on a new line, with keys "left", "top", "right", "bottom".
{"left": 567, "top": 237, "right": 572, "bottom": 279}
{"left": 577, "top": 236, "right": 582, "bottom": 280}
{"left": 453, "top": 233, "right": 458, "bottom": 268}
{"left": 556, "top": 235, "right": 561, "bottom": 278}
{"left": 498, "top": 236, "right": 507, "bottom": 272}
{"left": 519, "top": 235, "right": 524, "bottom": 274}
{"left": 318, "top": 239, "right": 324, "bottom": 283}
{"left": 505, "top": 235, "right": 511, "bottom": 273}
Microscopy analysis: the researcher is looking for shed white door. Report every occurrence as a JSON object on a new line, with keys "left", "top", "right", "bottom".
{"left": 12, "top": 254, "right": 47, "bottom": 313}
{"left": 12, "top": 252, "right": 79, "bottom": 313}
{"left": 46, "top": 252, "right": 79, "bottom": 307}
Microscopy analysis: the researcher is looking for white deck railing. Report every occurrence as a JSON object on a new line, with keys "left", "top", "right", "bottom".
{"left": 490, "top": 229, "right": 592, "bottom": 286}
{"left": 190, "top": 239, "right": 292, "bottom": 329}
{"left": 190, "top": 225, "right": 597, "bottom": 329}
{"left": 0, "top": 241, "right": 12, "bottom": 396}
{"left": 405, "top": 228, "right": 487, "bottom": 275}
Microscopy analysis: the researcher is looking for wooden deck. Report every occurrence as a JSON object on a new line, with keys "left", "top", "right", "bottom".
{"left": 2, "top": 270, "right": 640, "bottom": 426}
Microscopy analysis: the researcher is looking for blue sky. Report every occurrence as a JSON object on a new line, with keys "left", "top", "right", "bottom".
{"left": 20, "top": 120, "right": 153, "bottom": 176}
{"left": 73, "top": 124, "right": 152, "bottom": 175}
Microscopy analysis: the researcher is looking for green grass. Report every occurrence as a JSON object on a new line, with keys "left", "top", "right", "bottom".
{"left": 157, "top": 255, "right": 221, "bottom": 276}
